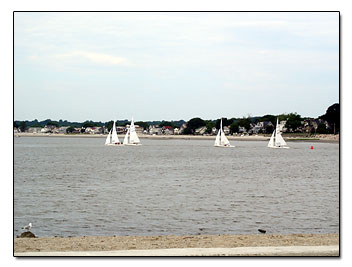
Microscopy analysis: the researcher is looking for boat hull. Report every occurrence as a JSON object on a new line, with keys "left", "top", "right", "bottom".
{"left": 268, "top": 146, "right": 289, "bottom": 149}
{"left": 105, "top": 143, "right": 123, "bottom": 146}
{"left": 124, "top": 143, "right": 142, "bottom": 146}
{"left": 214, "top": 145, "right": 235, "bottom": 148}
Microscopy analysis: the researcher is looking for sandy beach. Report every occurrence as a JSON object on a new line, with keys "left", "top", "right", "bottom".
{"left": 14, "top": 233, "right": 339, "bottom": 253}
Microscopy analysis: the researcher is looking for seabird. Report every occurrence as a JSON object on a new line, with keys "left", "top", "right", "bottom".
{"left": 22, "top": 223, "right": 32, "bottom": 232}
{"left": 258, "top": 228, "right": 266, "bottom": 234}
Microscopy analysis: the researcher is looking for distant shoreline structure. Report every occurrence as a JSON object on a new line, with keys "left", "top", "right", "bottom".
{"left": 14, "top": 132, "right": 339, "bottom": 143}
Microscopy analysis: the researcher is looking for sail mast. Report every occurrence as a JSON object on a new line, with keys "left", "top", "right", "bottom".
{"left": 220, "top": 119, "right": 223, "bottom": 143}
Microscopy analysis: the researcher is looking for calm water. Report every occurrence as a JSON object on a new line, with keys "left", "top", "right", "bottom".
{"left": 14, "top": 136, "right": 339, "bottom": 237}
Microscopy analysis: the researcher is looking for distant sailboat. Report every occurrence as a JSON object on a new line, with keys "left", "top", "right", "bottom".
{"left": 214, "top": 119, "right": 234, "bottom": 147}
{"left": 268, "top": 118, "right": 289, "bottom": 149}
{"left": 105, "top": 121, "right": 122, "bottom": 146}
{"left": 123, "top": 117, "right": 142, "bottom": 146}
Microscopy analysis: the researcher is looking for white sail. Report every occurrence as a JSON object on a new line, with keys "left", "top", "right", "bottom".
{"left": 105, "top": 130, "right": 111, "bottom": 145}
{"left": 220, "top": 130, "right": 230, "bottom": 145}
{"left": 123, "top": 128, "right": 129, "bottom": 145}
{"left": 275, "top": 131, "right": 287, "bottom": 147}
{"left": 129, "top": 117, "right": 140, "bottom": 144}
{"left": 268, "top": 118, "right": 289, "bottom": 148}
{"left": 214, "top": 119, "right": 233, "bottom": 147}
{"left": 130, "top": 130, "right": 140, "bottom": 143}
{"left": 267, "top": 130, "right": 275, "bottom": 147}
{"left": 111, "top": 121, "right": 120, "bottom": 144}
{"left": 214, "top": 130, "right": 221, "bottom": 146}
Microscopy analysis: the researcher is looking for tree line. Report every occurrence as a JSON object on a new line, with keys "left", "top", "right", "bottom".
{"left": 14, "top": 103, "right": 339, "bottom": 134}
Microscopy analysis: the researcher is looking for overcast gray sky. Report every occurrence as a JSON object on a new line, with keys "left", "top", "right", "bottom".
{"left": 14, "top": 12, "right": 339, "bottom": 122}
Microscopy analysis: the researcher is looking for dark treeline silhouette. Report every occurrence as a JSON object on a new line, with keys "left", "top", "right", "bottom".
{"left": 14, "top": 103, "right": 339, "bottom": 134}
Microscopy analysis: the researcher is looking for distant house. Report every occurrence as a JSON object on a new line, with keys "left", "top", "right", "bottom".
{"left": 195, "top": 126, "right": 207, "bottom": 135}
{"left": 27, "top": 127, "right": 42, "bottom": 133}
{"left": 264, "top": 121, "right": 274, "bottom": 133}
{"left": 250, "top": 122, "right": 263, "bottom": 134}
{"left": 302, "top": 118, "right": 329, "bottom": 133}
{"left": 149, "top": 125, "right": 162, "bottom": 135}
{"left": 211, "top": 127, "right": 217, "bottom": 135}
{"left": 41, "top": 125, "right": 57, "bottom": 133}
{"left": 73, "top": 128, "right": 81, "bottom": 134}
{"left": 116, "top": 126, "right": 125, "bottom": 134}
{"left": 88, "top": 127, "right": 105, "bottom": 134}
{"left": 174, "top": 127, "right": 180, "bottom": 135}
{"left": 278, "top": 120, "right": 287, "bottom": 132}
{"left": 162, "top": 126, "right": 174, "bottom": 135}
{"left": 125, "top": 124, "right": 144, "bottom": 135}
{"left": 84, "top": 127, "right": 95, "bottom": 134}
{"left": 223, "top": 126, "right": 230, "bottom": 135}
{"left": 250, "top": 121, "right": 274, "bottom": 134}
{"left": 58, "top": 126, "right": 69, "bottom": 134}
{"left": 135, "top": 125, "right": 144, "bottom": 135}
{"left": 305, "top": 119, "right": 331, "bottom": 133}
{"left": 238, "top": 126, "right": 247, "bottom": 133}
{"left": 302, "top": 119, "right": 314, "bottom": 133}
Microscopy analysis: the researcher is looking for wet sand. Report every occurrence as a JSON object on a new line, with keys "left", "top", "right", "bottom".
{"left": 14, "top": 233, "right": 339, "bottom": 253}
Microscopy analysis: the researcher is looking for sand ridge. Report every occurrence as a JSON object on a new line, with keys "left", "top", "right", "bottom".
{"left": 14, "top": 233, "right": 339, "bottom": 253}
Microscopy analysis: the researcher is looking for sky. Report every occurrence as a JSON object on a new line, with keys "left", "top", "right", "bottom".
{"left": 14, "top": 12, "right": 339, "bottom": 122}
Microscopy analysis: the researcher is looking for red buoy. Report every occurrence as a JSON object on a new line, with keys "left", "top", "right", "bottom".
{"left": 311, "top": 146, "right": 314, "bottom": 150}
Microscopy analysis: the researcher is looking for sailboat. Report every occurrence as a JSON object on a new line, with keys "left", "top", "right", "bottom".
{"left": 214, "top": 119, "right": 234, "bottom": 147}
{"left": 123, "top": 117, "right": 142, "bottom": 146}
{"left": 105, "top": 121, "right": 122, "bottom": 146}
{"left": 268, "top": 118, "right": 289, "bottom": 149}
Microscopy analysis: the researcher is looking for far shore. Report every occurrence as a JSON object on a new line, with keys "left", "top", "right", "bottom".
{"left": 15, "top": 132, "right": 339, "bottom": 143}
{"left": 14, "top": 233, "right": 339, "bottom": 253}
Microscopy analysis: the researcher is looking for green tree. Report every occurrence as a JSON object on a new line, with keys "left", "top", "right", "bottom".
{"left": 319, "top": 103, "right": 339, "bottom": 134}
{"left": 262, "top": 115, "right": 276, "bottom": 126}
{"left": 229, "top": 122, "right": 239, "bottom": 134}
{"left": 66, "top": 126, "right": 75, "bottom": 134}
{"left": 183, "top": 127, "right": 192, "bottom": 135}
{"left": 316, "top": 123, "right": 329, "bottom": 134}
{"left": 47, "top": 121, "right": 59, "bottom": 127}
{"left": 135, "top": 121, "right": 149, "bottom": 130}
{"left": 266, "top": 124, "right": 274, "bottom": 134}
{"left": 19, "top": 121, "right": 27, "bottom": 132}
{"left": 105, "top": 121, "right": 114, "bottom": 132}
{"left": 284, "top": 113, "right": 302, "bottom": 132}
{"left": 238, "top": 117, "right": 251, "bottom": 131}
{"left": 215, "top": 118, "right": 232, "bottom": 129}
{"left": 186, "top": 117, "right": 205, "bottom": 134}
{"left": 82, "top": 121, "right": 98, "bottom": 128}
{"left": 204, "top": 120, "right": 216, "bottom": 134}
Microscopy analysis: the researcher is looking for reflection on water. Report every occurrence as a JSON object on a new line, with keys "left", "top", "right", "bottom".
{"left": 14, "top": 137, "right": 339, "bottom": 237}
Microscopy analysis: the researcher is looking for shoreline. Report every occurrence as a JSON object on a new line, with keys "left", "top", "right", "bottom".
{"left": 14, "top": 233, "right": 339, "bottom": 253}
{"left": 14, "top": 133, "right": 339, "bottom": 143}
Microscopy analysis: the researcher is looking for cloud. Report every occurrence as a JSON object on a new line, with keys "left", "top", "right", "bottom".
{"left": 55, "top": 51, "right": 128, "bottom": 66}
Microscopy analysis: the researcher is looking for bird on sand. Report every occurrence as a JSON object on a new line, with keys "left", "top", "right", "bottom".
{"left": 22, "top": 223, "right": 32, "bottom": 232}
{"left": 258, "top": 229, "right": 266, "bottom": 234}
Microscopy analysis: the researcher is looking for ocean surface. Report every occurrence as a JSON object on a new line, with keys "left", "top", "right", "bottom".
{"left": 14, "top": 136, "right": 339, "bottom": 237}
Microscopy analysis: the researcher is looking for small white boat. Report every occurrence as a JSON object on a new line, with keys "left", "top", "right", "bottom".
{"left": 123, "top": 117, "right": 142, "bottom": 146}
{"left": 105, "top": 121, "right": 122, "bottom": 146}
{"left": 214, "top": 119, "right": 234, "bottom": 147}
{"left": 268, "top": 118, "right": 289, "bottom": 149}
